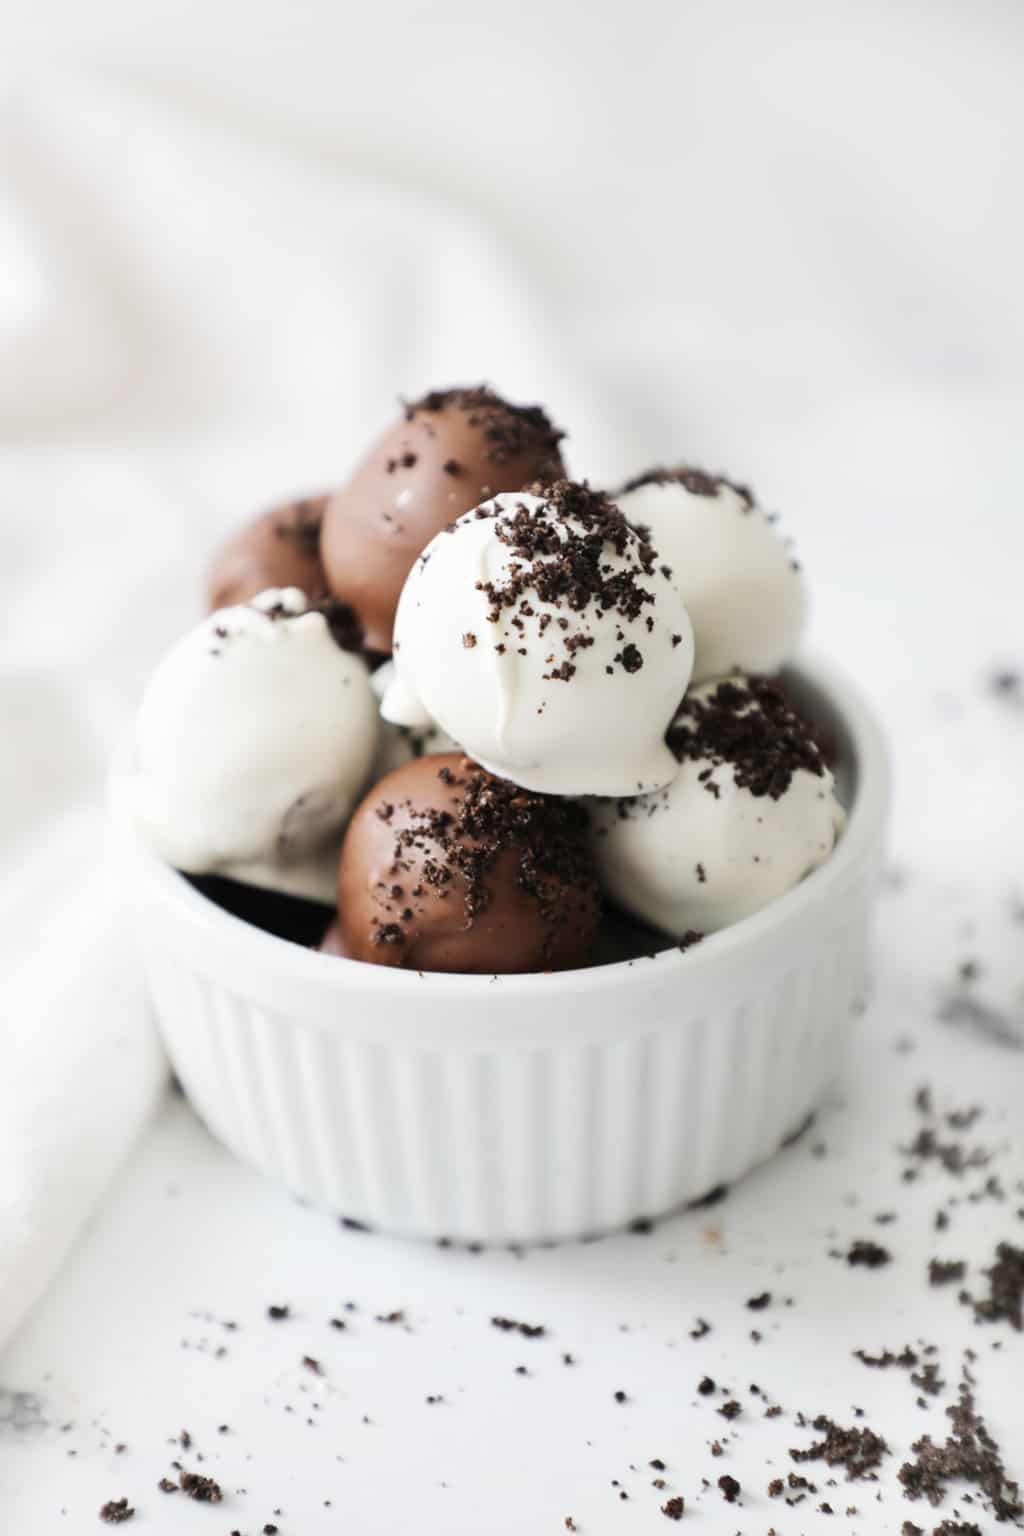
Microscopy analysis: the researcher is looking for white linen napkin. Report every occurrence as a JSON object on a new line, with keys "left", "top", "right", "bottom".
{"left": 0, "top": 71, "right": 610, "bottom": 1351}
{"left": 0, "top": 808, "right": 167, "bottom": 1350}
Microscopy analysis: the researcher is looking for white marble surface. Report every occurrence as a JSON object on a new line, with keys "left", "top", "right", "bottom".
{"left": 2, "top": 5, "right": 1024, "bottom": 1530}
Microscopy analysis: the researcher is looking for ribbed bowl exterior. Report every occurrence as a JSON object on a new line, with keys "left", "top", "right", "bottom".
{"left": 117, "top": 659, "right": 889, "bottom": 1245}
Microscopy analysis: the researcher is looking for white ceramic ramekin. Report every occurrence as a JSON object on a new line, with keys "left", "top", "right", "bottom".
{"left": 112, "top": 657, "right": 889, "bottom": 1245}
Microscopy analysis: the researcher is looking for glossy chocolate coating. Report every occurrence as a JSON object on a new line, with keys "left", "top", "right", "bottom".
{"left": 206, "top": 495, "right": 329, "bottom": 612}
{"left": 336, "top": 753, "right": 598, "bottom": 974}
{"left": 320, "top": 387, "right": 565, "bottom": 653}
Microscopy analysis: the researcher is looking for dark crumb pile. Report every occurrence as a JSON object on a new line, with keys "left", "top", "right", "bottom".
{"left": 718, "top": 1473, "right": 741, "bottom": 1502}
{"left": 791, "top": 1416, "right": 890, "bottom": 1480}
{"left": 99, "top": 1498, "right": 135, "bottom": 1524}
{"left": 854, "top": 1344, "right": 945, "bottom": 1399}
{"left": 371, "top": 760, "right": 596, "bottom": 961}
{"left": 844, "top": 1238, "right": 892, "bottom": 1268}
{"left": 929, "top": 1259, "right": 967, "bottom": 1287}
{"left": 404, "top": 384, "right": 565, "bottom": 472}
{"left": 618, "top": 463, "right": 755, "bottom": 507}
{"left": 176, "top": 1469, "right": 223, "bottom": 1503}
{"left": 960, "top": 1241, "right": 1024, "bottom": 1330}
{"left": 904, "top": 1523, "right": 984, "bottom": 1535}
{"left": 471, "top": 480, "right": 672, "bottom": 679}
{"left": 899, "top": 1369, "right": 1022, "bottom": 1522}
{"left": 274, "top": 496, "right": 323, "bottom": 557}
{"left": 491, "top": 1316, "right": 546, "bottom": 1339}
{"left": 903, "top": 1125, "right": 991, "bottom": 1177}
{"left": 667, "top": 677, "right": 827, "bottom": 800}
{"left": 859, "top": 1351, "right": 945, "bottom": 1400}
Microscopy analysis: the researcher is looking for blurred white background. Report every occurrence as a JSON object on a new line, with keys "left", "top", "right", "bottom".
{"left": 1, "top": 0, "right": 1021, "bottom": 895}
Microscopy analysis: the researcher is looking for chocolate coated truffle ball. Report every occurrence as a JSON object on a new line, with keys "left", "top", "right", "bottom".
{"left": 321, "top": 386, "right": 566, "bottom": 652}
{"left": 207, "top": 495, "right": 329, "bottom": 612}
{"left": 336, "top": 754, "right": 599, "bottom": 974}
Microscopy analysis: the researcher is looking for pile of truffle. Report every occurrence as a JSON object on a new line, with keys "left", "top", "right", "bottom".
{"left": 128, "top": 385, "right": 844, "bottom": 974}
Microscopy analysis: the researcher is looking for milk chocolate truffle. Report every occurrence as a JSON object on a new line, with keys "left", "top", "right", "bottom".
{"left": 206, "top": 495, "right": 329, "bottom": 612}
{"left": 321, "top": 386, "right": 566, "bottom": 652}
{"left": 336, "top": 753, "right": 599, "bottom": 974}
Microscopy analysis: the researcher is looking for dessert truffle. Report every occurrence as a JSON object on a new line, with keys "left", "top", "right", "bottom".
{"left": 206, "top": 495, "right": 329, "bottom": 612}
{"left": 127, "top": 588, "right": 378, "bottom": 901}
{"left": 590, "top": 676, "right": 844, "bottom": 936}
{"left": 368, "top": 659, "right": 459, "bottom": 779}
{"left": 335, "top": 754, "right": 600, "bottom": 973}
{"left": 616, "top": 467, "right": 806, "bottom": 684}
{"left": 320, "top": 386, "right": 566, "bottom": 652}
{"left": 381, "top": 481, "right": 694, "bottom": 796}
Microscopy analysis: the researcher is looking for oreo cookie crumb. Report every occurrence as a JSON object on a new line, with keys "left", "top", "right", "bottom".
{"left": 405, "top": 385, "right": 565, "bottom": 473}
{"left": 791, "top": 1417, "right": 889, "bottom": 1479}
{"left": 178, "top": 1470, "right": 223, "bottom": 1503}
{"left": 369, "top": 758, "right": 598, "bottom": 963}
{"left": 929, "top": 1259, "right": 967, "bottom": 1287}
{"left": 491, "top": 1316, "right": 546, "bottom": 1339}
{"left": 473, "top": 481, "right": 667, "bottom": 681}
{"left": 899, "top": 1367, "right": 1021, "bottom": 1521}
{"left": 718, "top": 1474, "right": 741, "bottom": 1503}
{"left": 844, "top": 1239, "right": 892, "bottom": 1269}
{"left": 668, "top": 677, "right": 827, "bottom": 800}
{"left": 619, "top": 464, "right": 754, "bottom": 506}
{"left": 661, "top": 1494, "right": 685, "bottom": 1519}
{"left": 855, "top": 1345, "right": 919, "bottom": 1370}
{"left": 99, "top": 1500, "right": 134, "bottom": 1524}
{"left": 960, "top": 1241, "right": 1024, "bottom": 1329}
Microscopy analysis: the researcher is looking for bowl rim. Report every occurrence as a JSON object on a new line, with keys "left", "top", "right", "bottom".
{"left": 111, "top": 654, "right": 890, "bottom": 1000}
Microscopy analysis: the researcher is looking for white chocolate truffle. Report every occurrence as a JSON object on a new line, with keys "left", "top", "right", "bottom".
{"left": 590, "top": 676, "right": 844, "bottom": 937}
{"left": 369, "top": 660, "right": 459, "bottom": 779}
{"left": 617, "top": 468, "right": 806, "bottom": 684}
{"left": 382, "top": 482, "right": 694, "bottom": 796}
{"left": 128, "top": 588, "right": 378, "bottom": 900}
